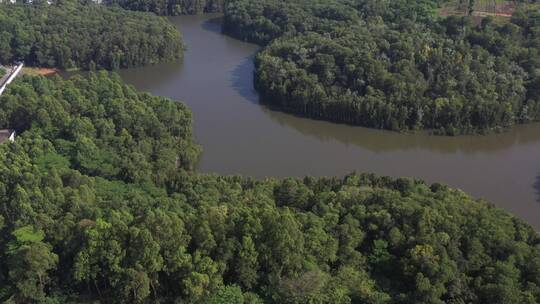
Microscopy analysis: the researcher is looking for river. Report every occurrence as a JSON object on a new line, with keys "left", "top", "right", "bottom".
{"left": 116, "top": 14, "right": 540, "bottom": 229}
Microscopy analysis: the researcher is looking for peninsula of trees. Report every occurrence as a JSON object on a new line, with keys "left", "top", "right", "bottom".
{"left": 0, "top": 3, "right": 183, "bottom": 70}
{"left": 0, "top": 73, "right": 539, "bottom": 303}
{"left": 224, "top": 0, "right": 540, "bottom": 134}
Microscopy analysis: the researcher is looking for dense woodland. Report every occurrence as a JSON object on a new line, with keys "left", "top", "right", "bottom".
{"left": 0, "top": 1, "right": 539, "bottom": 303}
{"left": 0, "top": 3, "right": 183, "bottom": 70}
{"left": 0, "top": 73, "right": 538, "bottom": 303}
{"left": 106, "top": 0, "right": 224, "bottom": 15}
{"left": 224, "top": 0, "right": 540, "bottom": 134}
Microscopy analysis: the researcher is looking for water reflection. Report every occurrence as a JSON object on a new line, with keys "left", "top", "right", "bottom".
{"left": 534, "top": 175, "right": 540, "bottom": 203}
{"left": 261, "top": 109, "right": 540, "bottom": 154}
{"left": 230, "top": 56, "right": 259, "bottom": 104}
{"left": 201, "top": 16, "right": 223, "bottom": 33}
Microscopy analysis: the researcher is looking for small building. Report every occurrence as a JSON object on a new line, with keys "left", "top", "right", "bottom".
{"left": 0, "top": 129, "right": 15, "bottom": 144}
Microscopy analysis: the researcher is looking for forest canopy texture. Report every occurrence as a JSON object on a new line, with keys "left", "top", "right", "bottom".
{"left": 0, "top": 73, "right": 539, "bottom": 303}
{"left": 0, "top": 3, "right": 183, "bottom": 70}
{"left": 105, "top": 0, "right": 224, "bottom": 15}
{"left": 223, "top": 0, "right": 540, "bottom": 134}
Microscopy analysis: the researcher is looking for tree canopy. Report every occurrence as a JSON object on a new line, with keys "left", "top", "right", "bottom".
{"left": 224, "top": 0, "right": 540, "bottom": 134}
{"left": 105, "top": 0, "right": 224, "bottom": 15}
{"left": 0, "top": 73, "right": 538, "bottom": 303}
{"left": 0, "top": 3, "right": 184, "bottom": 70}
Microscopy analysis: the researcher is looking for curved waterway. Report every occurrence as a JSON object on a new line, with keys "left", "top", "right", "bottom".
{"left": 116, "top": 14, "right": 540, "bottom": 228}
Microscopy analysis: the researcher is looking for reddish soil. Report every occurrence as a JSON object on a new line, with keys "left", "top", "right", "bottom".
{"left": 30, "top": 68, "right": 58, "bottom": 76}
{"left": 496, "top": 2, "right": 516, "bottom": 15}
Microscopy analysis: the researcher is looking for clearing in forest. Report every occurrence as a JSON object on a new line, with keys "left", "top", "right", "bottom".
{"left": 438, "top": 0, "right": 517, "bottom": 19}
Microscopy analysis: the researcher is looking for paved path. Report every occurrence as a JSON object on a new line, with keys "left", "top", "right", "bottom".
{"left": 0, "top": 66, "right": 13, "bottom": 86}
{"left": 0, "top": 63, "right": 23, "bottom": 96}
{"left": 473, "top": 11, "right": 512, "bottom": 17}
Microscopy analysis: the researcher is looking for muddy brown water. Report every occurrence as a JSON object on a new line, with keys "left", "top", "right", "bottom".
{"left": 115, "top": 14, "right": 540, "bottom": 229}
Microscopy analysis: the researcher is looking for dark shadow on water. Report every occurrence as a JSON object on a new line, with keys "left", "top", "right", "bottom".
{"left": 201, "top": 16, "right": 223, "bottom": 34}
{"left": 534, "top": 175, "right": 540, "bottom": 203}
{"left": 230, "top": 55, "right": 260, "bottom": 105}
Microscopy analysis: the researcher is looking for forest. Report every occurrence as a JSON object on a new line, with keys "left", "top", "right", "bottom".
{"left": 0, "top": 73, "right": 539, "bottom": 303}
{"left": 223, "top": 0, "right": 540, "bottom": 134}
{"left": 105, "top": 0, "right": 224, "bottom": 15}
{"left": 0, "top": 3, "right": 183, "bottom": 70}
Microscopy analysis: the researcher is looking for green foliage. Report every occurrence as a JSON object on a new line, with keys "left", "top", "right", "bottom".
{"left": 6, "top": 226, "right": 58, "bottom": 302}
{"left": 9, "top": 226, "right": 45, "bottom": 245}
{"left": 35, "top": 153, "right": 70, "bottom": 174}
{"left": 207, "top": 285, "right": 244, "bottom": 304}
{"left": 106, "top": 0, "right": 224, "bottom": 15}
{"left": 0, "top": 74, "right": 538, "bottom": 303}
{"left": 223, "top": 0, "right": 362, "bottom": 45}
{"left": 0, "top": 72, "right": 201, "bottom": 184}
{"left": 0, "top": 3, "right": 183, "bottom": 69}
{"left": 224, "top": 0, "right": 540, "bottom": 134}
